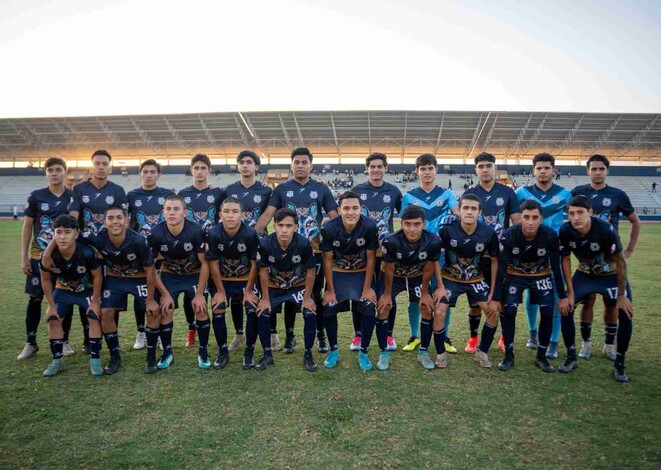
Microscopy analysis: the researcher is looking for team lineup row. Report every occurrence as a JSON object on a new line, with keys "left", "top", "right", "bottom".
{"left": 18, "top": 148, "right": 639, "bottom": 383}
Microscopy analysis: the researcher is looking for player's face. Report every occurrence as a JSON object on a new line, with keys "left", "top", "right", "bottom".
{"left": 238, "top": 157, "right": 257, "bottom": 177}
{"left": 533, "top": 162, "right": 554, "bottom": 184}
{"left": 105, "top": 209, "right": 128, "bottom": 236}
{"left": 291, "top": 156, "right": 311, "bottom": 179}
{"left": 521, "top": 209, "right": 542, "bottom": 237}
{"left": 367, "top": 160, "right": 386, "bottom": 183}
{"left": 191, "top": 162, "right": 209, "bottom": 183}
{"left": 220, "top": 202, "right": 242, "bottom": 229}
{"left": 402, "top": 218, "right": 424, "bottom": 243}
{"left": 339, "top": 198, "right": 361, "bottom": 226}
{"left": 588, "top": 161, "right": 608, "bottom": 185}
{"left": 459, "top": 200, "right": 481, "bottom": 225}
{"left": 416, "top": 164, "right": 437, "bottom": 185}
{"left": 91, "top": 156, "right": 111, "bottom": 180}
{"left": 140, "top": 165, "right": 160, "bottom": 188}
{"left": 54, "top": 227, "right": 78, "bottom": 250}
{"left": 568, "top": 206, "right": 593, "bottom": 231}
{"left": 45, "top": 164, "right": 66, "bottom": 186}
{"left": 475, "top": 161, "right": 495, "bottom": 183}
{"left": 275, "top": 216, "right": 297, "bottom": 243}
{"left": 164, "top": 200, "right": 186, "bottom": 225}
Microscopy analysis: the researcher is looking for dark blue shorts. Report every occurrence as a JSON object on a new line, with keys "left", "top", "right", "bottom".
{"left": 268, "top": 286, "right": 305, "bottom": 312}
{"left": 25, "top": 259, "right": 46, "bottom": 296}
{"left": 573, "top": 271, "right": 632, "bottom": 306}
{"left": 51, "top": 288, "right": 92, "bottom": 320}
{"left": 324, "top": 271, "right": 376, "bottom": 317}
{"left": 377, "top": 275, "right": 423, "bottom": 304}
{"left": 503, "top": 275, "right": 554, "bottom": 307}
{"left": 313, "top": 253, "right": 324, "bottom": 295}
{"left": 440, "top": 278, "right": 489, "bottom": 307}
{"left": 159, "top": 272, "right": 199, "bottom": 309}
{"left": 209, "top": 280, "right": 260, "bottom": 311}
{"left": 102, "top": 276, "right": 148, "bottom": 311}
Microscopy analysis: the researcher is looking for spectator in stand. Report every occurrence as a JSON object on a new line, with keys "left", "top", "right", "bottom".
{"left": 652, "top": 182, "right": 657, "bottom": 193}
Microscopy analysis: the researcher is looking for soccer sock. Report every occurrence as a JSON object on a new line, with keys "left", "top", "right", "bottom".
{"left": 560, "top": 313, "right": 577, "bottom": 360}
{"left": 325, "top": 313, "right": 339, "bottom": 351}
{"left": 258, "top": 312, "right": 273, "bottom": 357}
{"left": 315, "top": 297, "right": 325, "bottom": 339}
{"left": 196, "top": 319, "right": 211, "bottom": 360}
{"left": 501, "top": 308, "right": 517, "bottom": 357}
{"left": 387, "top": 307, "right": 396, "bottom": 337}
{"left": 49, "top": 338, "right": 64, "bottom": 359}
{"left": 244, "top": 308, "right": 258, "bottom": 353}
{"left": 230, "top": 298, "right": 244, "bottom": 335}
{"left": 103, "top": 331, "right": 121, "bottom": 359}
{"left": 183, "top": 297, "right": 196, "bottom": 331}
{"left": 114, "top": 310, "right": 120, "bottom": 328}
{"left": 375, "top": 318, "right": 388, "bottom": 352}
{"left": 604, "top": 323, "right": 618, "bottom": 345}
{"left": 89, "top": 337, "right": 102, "bottom": 359}
{"left": 444, "top": 308, "right": 452, "bottom": 337}
{"left": 284, "top": 302, "right": 297, "bottom": 336}
{"left": 145, "top": 326, "right": 159, "bottom": 361}
{"left": 433, "top": 328, "right": 447, "bottom": 354}
{"left": 360, "top": 312, "right": 376, "bottom": 353}
{"left": 478, "top": 322, "right": 497, "bottom": 353}
{"left": 408, "top": 303, "right": 421, "bottom": 338}
{"left": 62, "top": 309, "right": 73, "bottom": 343}
{"left": 580, "top": 321, "right": 593, "bottom": 342}
{"left": 212, "top": 314, "right": 228, "bottom": 355}
{"left": 525, "top": 295, "right": 539, "bottom": 333}
{"left": 134, "top": 306, "right": 146, "bottom": 334}
{"left": 351, "top": 307, "right": 362, "bottom": 337}
{"left": 25, "top": 297, "right": 42, "bottom": 345}
{"left": 469, "top": 314, "right": 481, "bottom": 338}
{"left": 159, "top": 322, "right": 173, "bottom": 357}
{"left": 538, "top": 306, "right": 553, "bottom": 360}
{"left": 269, "top": 310, "right": 277, "bottom": 334}
{"left": 419, "top": 319, "right": 432, "bottom": 352}
{"left": 302, "top": 309, "right": 316, "bottom": 354}
{"left": 550, "top": 308, "right": 562, "bottom": 343}
{"left": 615, "top": 311, "right": 633, "bottom": 368}
{"left": 79, "top": 307, "right": 90, "bottom": 344}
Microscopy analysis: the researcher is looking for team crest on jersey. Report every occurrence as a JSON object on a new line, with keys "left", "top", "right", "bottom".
{"left": 82, "top": 195, "right": 90, "bottom": 203}
{"left": 512, "top": 247, "right": 520, "bottom": 254}
{"left": 450, "top": 239, "right": 458, "bottom": 247}
{"left": 475, "top": 243, "right": 484, "bottom": 252}
{"left": 103, "top": 290, "right": 111, "bottom": 298}
{"left": 253, "top": 195, "right": 262, "bottom": 203}
{"left": 135, "top": 199, "right": 142, "bottom": 207}
{"left": 268, "top": 255, "right": 275, "bottom": 263}
{"left": 184, "top": 197, "right": 191, "bottom": 204}
{"left": 419, "top": 251, "right": 427, "bottom": 260}
{"left": 40, "top": 203, "right": 49, "bottom": 211}
{"left": 237, "top": 243, "right": 246, "bottom": 252}
{"left": 207, "top": 195, "right": 215, "bottom": 203}
{"left": 552, "top": 196, "right": 560, "bottom": 204}
{"left": 537, "top": 248, "right": 546, "bottom": 256}
{"left": 496, "top": 197, "right": 504, "bottom": 206}
{"left": 602, "top": 197, "right": 611, "bottom": 207}
{"left": 383, "top": 194, "right": 391, "bottom": 203}
{"left": 127, "top": 253, "right": 136, "bottom": 261}
{"left": 217, "top": 243, "right": 224, "bottom": 251}
{"left": 161, "top": 245, "right": 169, "bottom": 252}
{"left": 436, "top": 199, "right": 443, "bottom": 206}
{"left": 396, "top": 253, "right": 402, "bottom": 259}
{"left": 184, "top": 242, "right": 193, "bottom": 252}
{"left": 569, "top": 241, "right": 576, "bottom": 249}
{"left": 356, "top": 238, "right": 365, "bottom": 246}
{"left": 509, "top": 286, "right": 517, "bottom": 294}
{"left": 310, "top": 191, "right": 318, "bottom": 199}
{"left": 77, "top": 266, "right": 86, "bottom": 274}
{"left": 105, "top": 196, "right": 114, "bottom": 205}
{"left": 292, "top": 255, "right": 301, "bottom": 263}
{"left": 31, "top": 277, "right": 40, "bottom": 286}
{"left": 360, "top": 193, "right": 367, "bottom": 201}
{"left": 286, "top": 191, "right": 294, "bottom": 198}
{"left": 590, "top": 242, "right": 600, "bottom": 251}
{"left": 333, "top": 240, "right": 341, "bottom": 247}
{"left": 158, "top": 197, "right": 165, "bottom": 205}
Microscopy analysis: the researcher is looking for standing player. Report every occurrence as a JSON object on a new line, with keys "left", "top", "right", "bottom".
{"left": 463, "top": 152, "right": 520, "bottom": 354}
{"left": 376, "top": 205, "right": 442, "bottom": 371}
{"left": 351, "top": 152, "right": 402, "bottom": 352}
{"left": 571, "top": 154, "right": 640, "bottom": 360}
{"left": 127, "top": 159, "right": 174, "bottom": 351}
{"left": 39, "top": 215, "right": 103, "bottom": 376}
{"left": 178, "top": 153, "right": 227, "bottom": 348}
{"left": 254, "top": 148, "right": 338, "bottom": 354}
{"left": 224, "top": 150, "right": 272, "bottom": 352}
{"left": 558, "top": 196, "right": 634, "bottom": 382}
{"left": 256, "top": 208, "right": 318, "bottom": 371}
{"left": 516, "top": 153, "right": 572, "bottom": 359}
{"left": 320, "top": 191, "right": 381, "bottom": 370}
{"left": 399, "top": 153, "right": 458, "bottom": 353}
{"left": 18, "top": 157, "right": 75, "bottom": 360}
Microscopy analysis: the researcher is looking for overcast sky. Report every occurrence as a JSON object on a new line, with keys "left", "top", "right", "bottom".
{"left": 0, "top": 0, "right": 659, "bottom": 118}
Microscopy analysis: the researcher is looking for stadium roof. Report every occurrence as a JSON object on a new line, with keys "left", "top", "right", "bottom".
{"left": 0, "top": 111, "right": 659, "bottom": 163}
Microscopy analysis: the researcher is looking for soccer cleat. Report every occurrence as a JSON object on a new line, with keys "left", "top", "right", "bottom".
{"left": 271, "top": 333, "right": 282, "bottom": 351}
{"left": 613, "top": 365, "right": 629, "bottom": 383}
{"left": 603, "top": 344, "right": 617, "bottom": 361}
{"left": 546, "top": 342, "right": 559, "bottom": 360}
{"left": 349, "top": 336, "right": 362, "bottom": 351}
{"left": 103, "top": 356, "right": 122, "bottom": 375}
{"left": 417, "top": 351, "right": 436, "bottom": 370}
{"left": 435, "top": 352, "right": 448, "bottom": 369}
{"left": 228, "top": 334, "right": 245, "bottom": 352}
{"left": 317, "top": 337, "right": 329, "bottom": 353}
{"left": 133, "top": 331, "right": 146, "bottom": 350}
{"left": 89, "top": 358, "right": 104, "bottom": 376}
{"left": 283, "top": 335, "right": 296, "bottom": 354}
{"left": 445, "top": 339, "right": 458, "bottom": 354}
{"left": 559, "top": 358, "right": 579, "bottom": 374}
{"left": 376, "top": 351, "right": 390, "bottom": 371}
{"left": 197, "top": 354, "right": 211, "bottom": 370}
{"left": 526, "top": 333, "right": 538, "bottom": 350}
{"left": 304, "top": 354, "right": 318, "bottom": 372}
{"left": 324, "top": 349, "right": 340, "bottom": 368}
{"left": 62, "top": 342, "right": 75, "bottom": 357}
{"left": 402, "top": 336, "right": 420, "bottom": 352}
{"left": 386, "top": 336, "right": 397, "bottom": 351}
{"left": 498, "top": 355, "right": 515, "bottom": 371}
{"left": 144, "top": 358, "right": 158, "bottom": 374}
{"left": 464, "top": 336, "right": 479, "bottom": 354}
{"left": 157, "top": 354, "right": 174, "bottom": 369}
{"left": 475, "top": 350, "right": 492, "bottom": 368}
{"left": 213, "top": 353, "right": 229, "bottom": 370}
{"left": 43, "top": 359, "right": 65, "bottom": 377}
{"left": 535, "top": 358, "right": 556, "bottom": 373}
{"left": 578, "top": 340, "right": 592, "bottom": 359}
{"left": 255, "top": 355, "right": 275, "bottom": 371}
{"left": 498, "top": 335, "right": 506, "bottom": 354}
{"left": 186, "top": 330, "right": 197, "bottom": 349}
{"left": 358, "top": 351, "right": 372, "bottom": 371}
{"left": 17, "top": 343, "right": 39, "bottom": 360}
{"left": 243, "top": 354, "right": 255, "bottom": 370}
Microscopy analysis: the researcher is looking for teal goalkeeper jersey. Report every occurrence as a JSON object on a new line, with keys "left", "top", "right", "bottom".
{"left": 515, "top": 183, "right": 572, "bottom": 234}
{"left": 400, "top": 186, "right": 458, "bottom": 234}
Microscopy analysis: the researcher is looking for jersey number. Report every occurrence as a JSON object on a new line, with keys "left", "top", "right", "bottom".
{"left": 471, "top": 281, "right": 488, "bottom": 293}
{"left": 606, "top": 287, "right": 618, "bottom": 300}
{"left": 291, "top": 291, "right": 304, "bottom": 303}
{"left": 535, "top": 278, "right": 553, "bottom": 291}
{"left": 137, "top": 285, "right": 148, "bottom": 298}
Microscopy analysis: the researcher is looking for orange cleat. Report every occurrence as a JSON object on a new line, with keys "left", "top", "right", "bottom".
{"left": 464, "top": 336, "right": 479, "bottom": 354}
{"left": 186, "top": 330, "right": 197, "bottom": 349}
{"left": 498, "top": 335, "right": 506, "bottom": 354}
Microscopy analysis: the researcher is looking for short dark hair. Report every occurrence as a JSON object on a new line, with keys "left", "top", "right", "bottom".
{"left": 274, "top": 207, "right": 298, "bottom": 224}
{"left": 459, "top": 193, "right": 481, "bottom": 210}
{"left": 92, "top": 149, "right": 112, "bottom": 161}
{"left": 532, "top": 152, "right": 555, "bottom": 168}
{"left": 105, "top": 204, "right": 128, "bottom": 217}
{"left": 401, "top": 205, "right": 426, "bottom": 221}
{"left": 291, "top": 147, "right": 313, "bottom": 162}
{"left": 44, "top": 157, "right": 67, "bottom": 171}
{"left": 191, "top": 153, "right": 211, "bottom": 168}
{"left": 520, "top": 199, "right": 542, "bottom": 214}
{"left": 568, "top": 195, "right": 592, "bottom": 211}
{"left": 366, "top": 152, "right": 388, "bottom": 168}
{"left": 586, "top": 154, "right": 610, "bottom": 169}
{"left": 474, "top": 152, "right": 496, "bottom": 165}
{"left": 221, "top": 196, "right": 244, "bottom": 211}
{"left": 237, "top": 150, "right": 260, "bottom": 166}
{"left": 164, "top": 194, "right": 187, "bottom": 209}
{"left": 338, "top": 191, "right": 361, "bottom": 206}
{"left": 415, "top": 153, "right": 437, "bottom": 168}
{"left": 140, "top": 159, "right": 162, "bottom": 173}
{"left": 53, "top": 214, "right": 79, "bottom": 230}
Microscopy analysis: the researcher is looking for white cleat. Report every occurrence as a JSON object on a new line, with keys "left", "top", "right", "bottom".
{"left": 17, "top": 343, "right": 39, "bottom": 360}
{"left": 271, "top": 333, "right": 282, "bottom": 351}
{"left": 603, "top": 344, "right": 617, "bottom": 361}
{"left": 578, "top": 340, "right": 592, "bottom": 359}
{"left": 133, "top": 331, "right": 146, "bottom": 350}
{"left": 474, "top": 350, "right": 492, "bottom": 368}
{"left": 435, "top": 352, "right": 448, "bottom": 369}
{"left": 62, "top": 342, "right": 75, "bottom": 357}
{"left": 229, "top": 334, "right": 245, "bottom": 352}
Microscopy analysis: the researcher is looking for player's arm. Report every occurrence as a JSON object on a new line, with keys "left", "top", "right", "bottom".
{"left": 21, "top": 216, "right": 34, "bottom": 274}
{"left": 254, "top": 206, "right": 277, "bottom": 234}
{"left": 377, "top": 262, "right": 395, "bottom": 316}
{"left": 68, "top": 189, "right": 81, "bottom": 221}
{"left": 614, "top": 252, "right": 633, "bottom": 319}
{"left": 302, "top": 266, "right": 316, "bottom": 313}
{"left": 193, "top": 255, "right": 209, "bottom": 314}
{"left": 419, "top": 260, "right": 436, "bottom": 313}
{"left": 243, "top": 260, "right": 259, "bottom": 307}
{"left": 561, "top": 255, "right": 574, "bottom": 313}
{"left": 321, "top": 251, "right": 337, "bottom": 306}
{"left": 256, "top": 267, "right": 271, "bottom": 315}
{"left": 624, "top": 212, "right": 641, "bottom": 258}
{"left": 39, "top": 264, "right": 57, "bottom": 317}
{"left": 143, "top": 265, "right": 159, "bottom": 316}
{"left": 510, "top": 213, "right": 521, "bottom": 224}
{"left": 492, "top": 242, "right": 508, "bottom": 303}
{"left": 40, "top": 238, "right": 58, "bottom": 271}
{"left": 208, "top": 259, "right": 225, "bottom": 305}
{"left": 88, "top": 267, "right": 102, "bottom": 319}
{"left": 362, "top": 249, "right": 377, "bottom": 304}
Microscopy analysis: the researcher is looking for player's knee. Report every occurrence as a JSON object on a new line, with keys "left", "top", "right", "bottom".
{"left": 196, "top": 312, "right": 209, "bottom": 321}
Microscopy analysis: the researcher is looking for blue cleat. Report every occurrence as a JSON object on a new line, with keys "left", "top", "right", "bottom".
{"left": 89, "top": 358, "right": 104, "bottom": 377}
{"left": 358, "top": 351, "right": 373, "bottom": 371}
{"left": 43, "top": 359, "right": 65, "bottom": 377}
{"left": 324, "top": 349, "right": 340, "bottom": 368}
{"left": 417, "top": 351, "right": 435, "bottom": 370}
{"left": 197, "top": 354, "right": 211, "bottom": 370}
{"left": 157, "top": 354, "right": 174, "bottom": 369}
{"left": 376, "top": 351, "right": 390, "bottom": 371}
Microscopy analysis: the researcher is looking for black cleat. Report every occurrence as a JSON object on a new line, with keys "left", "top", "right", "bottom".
{"left": 213, "top": 353, "right": 229, "bottom": 370}
{"left": 304, "top": 354, "right": 318, "bottom": 372}
{"left": 104, "top": 356, "right": 122, "bottom": 375}
{"left": 559, "top": 358, "right": 578, "bottom": 374}
{"left": 317, "top": 336, "right": 329, "bottom": 353}
{"left": 613, "top": 365, "right": 629, "bottom": 383}
{"left": 243, "top": 354, "right": 255, "bottom": 370}
{"left": 283, "top": 335, "right": 296, "bottom": 354}
{"left": 255, "top": 355, "right": 274, "bottom": 371}
{"left": 535, "top": 358, "right": 556, "bottom": 373}
{"left": 498, "top": 355, "right": 515, "bottom": 371}
{"left": 144, "top": 358, "right": 158, "bottom": 374}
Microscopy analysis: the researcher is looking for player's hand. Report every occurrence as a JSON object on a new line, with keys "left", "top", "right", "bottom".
{"left": 87, "top": 300, "right": 101, "bottom": 320}
{"left": 377, "top": 296, "right": 393, "bottom": 316}
{"left": 558, "top": 298, "right": 571, "bottom": 316}
{"left": 159, "top": 294, "right": 175, "bottom": 314}
{"left": 302, "top": 297, "right": 316, "bottom": 314}
{"left": 488, "top": 300, "right": 502, "bottom": 315}
{"left": 419, "top": 293, "right": 433, "bottom": 314}
{"left": 211, "top": 291, "right": 227, "bottom": 311}
{"left": 146, "top": 299, "right": 160, "bottom": 316}
{"left": 45, "top": 304, "right": 58, "bottom": 321}
{"left": 616, "top": 295, "right": 634, "bottom": 319}
{"left": 256, "top": 298, "right": 271, "bottom": 316}
{"left": 360, "top": 287, "right": 377, "bottom": 305}
{"left": 322, "top": 290, "right": 338, "bottom": 306}
{"left": 243, "top": 290, "right": 259, "bottom": 308}
{"left": 433, "top": 288, "right": 448, "bottom": 305}
{"left": 623, "top": 248, "right": 634, "bottom": 259}
{"left": 22, "top": 258, "right": 32, "bottom": 275}
{"left": 192, "top": 292, "right": 208, "bottom": 315}
{"left": 567, "top": 293, "right": 575, "bottom": 313}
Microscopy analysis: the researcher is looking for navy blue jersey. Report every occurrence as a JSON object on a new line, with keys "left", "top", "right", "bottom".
{"left": 205, "top": 222, "right": 260, "bottom": 280}
{"left": 381, "top": 229, "right": 442, "bottom": 278}
{"left": 463, "top": 182, "right": 519, "bottom": 237}
{"left": 570, "top": 184, "right": 634, "bottom": 232}
{"left": 401, "top": 186, "right": 458, "bottom": 235}
{"left": 69, "top": 180, "right": 128, "bottom": 234}
{"left": 352, "top": 181, "right": 403, "bottom": 245}
{"left": 178, "top": 185, "right": 227, "bottom": 233}
{"left": 127, "top": 186, "right": 175, "bottom": 237}
{"left": 267, "top": 178, "right": 338, "bottom": 251}
{"left": 24, "top": 187, "right": 73, "bottom": 259}
{"left": 320, "top": 215, "right": 379, "bottom": 272}
{"left": 40, "top": 243, "right": 101, "bottom": 294}
{"left": 559, "top": 217, "right": 622, "bottom": 276}
{"left": 439, "top": 220, "right": 498, "bottom": 282}
{"left": 225, "top": 181, "right": 272, "bottom": 229}
{"left": 148, "top": 220, "right": 205, "bottom": 275}
{"left": 81, "top": 229, "right": 154, "bottom": 278}
{"left": 515, "top": 183, "right": 572, "bottom": 234}
{"left": 257, "top": 233, "right": 315, "bottom": 289}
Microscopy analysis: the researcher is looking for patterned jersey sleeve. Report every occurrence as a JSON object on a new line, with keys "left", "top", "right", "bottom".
{"left": 248, "top": 231, "right": 259, "bottom": 261}
{"left": 204, "top": 231, "right": 220, "bottom": 261}
{"left": 507, "top": 187, "right": 521, "bottom": 215}
{"left": 137, "top": 235, "right": 154, "bottom": 267}
{"left": 321, "top": 185, "right": 339, "bottom": 214}
{"left": 604, "top": 224, "right": 623, "bottom": 256}
{"left": 319, "top": 225, "right": 332, "bottom": 253}
{"left": 618, "top": 190, "right": 635, "bottom": 217}
{"left": 24, "top": 192, "right": 38, "bottom": 218}
{"left": 447, "top": 191, "right": 459, "bottom": 211}
{"left": 257, "top": 239, "right": 269, "bottom": 268}
{"left": 427, "top": 235, "right": 442, "bottom": 262}
{"left": 381, "top": 236, "right": 396, "bottom": 263}
{"left": 486, "top": 229, "right": 499, "bottom": 257}
{"left": 79, "top": 230, "right": 100, "bottom": 249}
{"left": 366, "top": 223, "right": 379, "bottom": 251}
{"left": 68, "top": 186, "right": 82, "bottom": 213}
{"left": 558, "top": 225, "right": 572, "bottom": 257}
{"left": 267, "top": 185, "right": 283, "bottom": 209}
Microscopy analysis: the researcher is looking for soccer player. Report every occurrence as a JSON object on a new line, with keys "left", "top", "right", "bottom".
{"left": 493, "top": 200, "right": 568, "bottom": 373}
{"left": 254, "top": 147, "right": 338, "bottom": 355}
{"left": 224, "top": 150, "right": 272, "bottom": 352}
{"left": 148, "top": 195, "right": 208, "bottom": 372}
{"left": 320, "top": 191, "right": 382, "bottom": 370}
{"left": 256, "top": 208, "right": 318, "bottom": 371}
{"left": 399, "top": 153, "right": 458, "bottom": 353}
{"left": 463, "top": 152, "right": 520, "bottom": 354}
{"left": 515, "top": 153, "right": 572, "bottom": 359}
{"left": 39, "top": 215, "right": 103, "bottom": 376}
{"left": 351, "top": 152, "right": 402, "bottom": 352}
{"left": 436, "top": 194, "right": 499, "bottom": 368}
{"left": 558, "top": 196, "right": 634, "bottom": 382}
{"left": 178, "top": 153, "right": 227, "bottom": 348}
{"left": 18, "top": 157, "right": 75, "bottom": 360}
{"left": 206, "top": 198, "right": 265, "bottom": 370}
{"left": 127, "top": 159, "right": 174, "bottom": 351}
{"left": 571, "top": 154, "right": 640, "bottom": 360}
{"left": 376, "top": 205, "right": 442, "bottom": 371}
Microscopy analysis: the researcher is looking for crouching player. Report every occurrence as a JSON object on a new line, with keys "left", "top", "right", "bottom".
{"left": 377, "top": 205, "right": 442, "bottom": 371}
{"left": 205, "top": 198, "right": 264, "bottom": 370}
{"left": 320, "top": 191, "right": 381, "bottom": 371}
{"left": 493, "top": 200, "right": 568, "bottom": 373}
{"left": 148, "top": 195, "right": 208, "bottom": 372}
{"left": 256, "top": 208, "right": 318, "bottom": 371}
{"left": 559, "top": 196, "right": 634, "bottom": 382}
{"left": 40, "top": 215, "right": 103, "bottom": 376}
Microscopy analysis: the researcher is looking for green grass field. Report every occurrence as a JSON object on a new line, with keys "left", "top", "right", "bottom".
{"left": 1, "top": 222, "right": 660, "bottom": 469}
